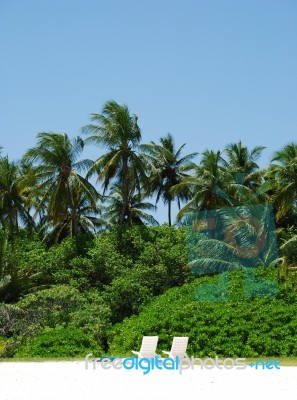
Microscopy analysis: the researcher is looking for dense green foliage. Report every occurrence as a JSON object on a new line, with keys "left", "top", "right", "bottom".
{"left": 0, "top": 225, "right": 189, "bottom": 357}
{"left": 0, "top": 223, "right": 296, "bottom": 359}
{"left": 108, "top": 267, "right": 297, "bottom": 358}
{"left": 14, "top": 327, "right": 100, "bottom": 358}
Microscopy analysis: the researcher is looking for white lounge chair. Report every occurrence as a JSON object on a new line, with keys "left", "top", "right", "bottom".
{"left": 162, "top": 336, "right": 189, "bottom": 359}
{"left": 131, "top": 336, "right": 159, "bottom": 359}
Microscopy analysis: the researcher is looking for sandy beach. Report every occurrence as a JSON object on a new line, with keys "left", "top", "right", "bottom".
{"left": 0, "top": 361, "right": 296, "bottom": 400}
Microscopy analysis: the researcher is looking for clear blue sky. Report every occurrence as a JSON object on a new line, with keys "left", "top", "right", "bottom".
{"left": 1, "top": 0, "right": 297, "bottom": 222}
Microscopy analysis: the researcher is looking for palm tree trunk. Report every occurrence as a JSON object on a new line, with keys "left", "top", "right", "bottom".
{"left": 8, "top": 210, "right": 15, "bottom": 241}
{"left": 72, "top": 213, "right": 78, "bottom": 237}
{"left": 120, "top": 154, "right": 129, "bottom": 225}
{"left": 168, "top": 200, "right": 171, "bottom": 226}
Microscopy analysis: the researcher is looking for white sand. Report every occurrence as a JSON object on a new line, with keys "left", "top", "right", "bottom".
{"left": 0, "top": 361, "right": 296, "bottom": 400}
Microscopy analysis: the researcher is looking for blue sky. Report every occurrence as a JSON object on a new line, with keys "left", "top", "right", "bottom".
{"left": 1, "top": 0, "right": 297, "bottom": 222}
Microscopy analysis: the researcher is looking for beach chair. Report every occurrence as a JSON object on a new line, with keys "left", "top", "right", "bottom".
{"left": 162, "top": 336, "right": 189, "bottom": 358}
{"left": 131, "top": 336, "right": 159, "bottom": 359}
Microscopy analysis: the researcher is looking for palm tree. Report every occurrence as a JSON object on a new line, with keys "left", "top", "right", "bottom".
{"left": 222, "top": 141, "right": 266, "bottom": 199}
{"left": 40, "top": 186, "right": 104, "bottom": 244}
{"left": 141, "top": 133, "right": 197, "bottom": 226}
{"left": 177, "top": 144, "right": 268, "bottom": 221}
{"left": 267, "top": 143, "right": 297, "bottom": 221}
{"left": 220, "top": 141, "right": 267, "bottom": 206}
{"left": 102, "top": 186, "right": 158, "bottom": 226}
{"left": 23, "top": 132, "right": 99, "bottom": 238}
{"left": 0, "top": 156, "right": 34, "bottom": 238}
{"left": 175, "top": 149, "right": 228, "bottom": 220}
{"left": 82, "top": 100, "right": 147, "bottom": 225}
{"left": 224, "top": 141, "right": 265, "bottom": 175}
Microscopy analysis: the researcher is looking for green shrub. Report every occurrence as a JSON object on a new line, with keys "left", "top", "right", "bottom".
{"left": 15, "top": 285, "right": 111, "bottom": 351}
{"left": 0, "top": 335, "right": 7, "bottom": 354}
{"left": 104, "top": 277, "right": 152, "bottom": 323}
{"left": 0, "top": 303, "right": 26, "bottom": 337}
{"left": 108, "top": 267, "right": 297, "bottom": 358}
{"left": 16, "top": 285, "right": 85, "bottom": 332}
{"left": 14, "top": 327, "right": 101, "bottom": 358}
{"left": 44, "top": 238, "right": 78, "bottom": 284}
{"left": 0, "top": 232, "right": 48, "bottom": 302}
{"left": 87, "top": 234, "right": 133, "bottom": 285}
{"left": 68, "top": 290, "right": 111, "bottom": 347}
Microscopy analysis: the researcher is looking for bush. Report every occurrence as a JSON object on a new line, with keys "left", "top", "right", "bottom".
{"left": 0, "top": 233, "right": 48, "bottom": 302}
{"left": 43, "top": 238, "right": 78, "bottom": 284}
{"left": 98, "top": 225, "right": 188, "bottom": 323}
{"left": 14, "top": 327, "right": 101, "bottom": 358}
{"left": 15, "top": 285, "right": 111, "bottom": 351}
{"left": 16, "top": 285, "right": 85, "bottom": 333}
{"left": 68, "top": 290, "right": 112, "bottom": 348}
{"left": 104, "top": 277, "right": 152, "bottom": 323}
{"left": 108, "top": 267, "right": 297, "bottom": 358}
{"left": 0, "top": 303, "right": 25, "bottom": 337}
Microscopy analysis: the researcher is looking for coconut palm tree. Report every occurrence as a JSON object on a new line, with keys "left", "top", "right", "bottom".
{"left": 141, "top": 133, "right": 197, "bottom": 226}
{"left": 224, "top": 141, "right": 265, "bottom": 175}
{"left": 222, "top": 141, "right": 266, "bottom": 201}
{"left": 175, "top": 149, "right": 228, "bottom": 220}
{"left": 267, "top": 143, "right": 297, "bottom": 221}
{"left": 0, "top": 156, "right": 34, "bottom": 238}
{"left": 102, "top": 186, "right": 158, "bottom": 226}
{"left": 40, "top": 186, "right": 104, "bottom": 244}
{"left": 83, "top": 100, "right": 147, "bottom": 225}
{"left": 177, "top": 144, "right": 268, "bottom": 221}
{"left": 23, "top": 132, "right": 99, "bottom": 238}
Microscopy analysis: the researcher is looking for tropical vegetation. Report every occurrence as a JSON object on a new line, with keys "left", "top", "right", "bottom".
{"left": 0, "top": 100, "right": 297, "bottom": 358}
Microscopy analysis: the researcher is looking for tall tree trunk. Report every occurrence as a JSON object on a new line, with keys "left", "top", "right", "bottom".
{"left": 120, "top": 154, "right": 129, "bottom": 225}
{"left": 72, "top": 212, "right": 78, "bottom": 237}
{"left": 168, "top": 199, "right": 171, "bottom": 226}
{"left": 68, "top": 184, "right": 77, "bottom": 237}
{"left": 8, "top": 209, "right": 15, "bottom": 241}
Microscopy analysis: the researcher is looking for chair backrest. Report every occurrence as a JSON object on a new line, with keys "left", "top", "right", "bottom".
{"left": 170, "top": 337, "right": 189, "bottom": 357}
{"left": 139, "top": 336, "right": 158, "bottom": 357}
